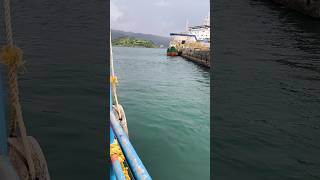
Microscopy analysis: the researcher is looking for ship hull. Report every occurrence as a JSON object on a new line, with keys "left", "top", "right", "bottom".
{"left": 167, "top": 46, "right": 178, "bottom": 56}
{"left": 167, "top": 52, "right": 178, "bottom": 56}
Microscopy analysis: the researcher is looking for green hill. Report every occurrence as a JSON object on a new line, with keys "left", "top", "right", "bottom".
{"left": 112, "top": 36, "right": 159, "bottom": 48}
{"left": 111, "top": 29, "right": 170, "bottom": 46}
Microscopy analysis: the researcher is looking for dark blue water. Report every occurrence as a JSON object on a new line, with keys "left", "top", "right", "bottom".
{"left": 0, "top": 1, "right": 107, "bottom": 179}
{"left": 213, "top": 0, "right": 320, "bottom": 179}
{"left": 113, "top": 47, "right": 210, "bottom": 180}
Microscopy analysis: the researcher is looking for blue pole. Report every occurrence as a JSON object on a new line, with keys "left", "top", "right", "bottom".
{"left": 0, "top": 66, "right": 8, "bottom": 155}
{"left": 110, "top": 87, "right": 114, "bottom": 143}
{"left": 109, "top": 86, "right": 122, "bottom": 179}
{"left": 110, "top": 167, "right": 116, "bottom": 180}
{"left": 111, "top": 155, "right": 126, "bottom": 180}
{"left": 110, "top": 112, "right": 152, "bottom": 180}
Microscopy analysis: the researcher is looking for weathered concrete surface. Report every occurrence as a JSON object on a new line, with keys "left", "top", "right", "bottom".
{"left": 181, "top": 48, "right": 210, "bottom": 68}
{"left": 272, "top": 0, "right": 320, "bottom": 17}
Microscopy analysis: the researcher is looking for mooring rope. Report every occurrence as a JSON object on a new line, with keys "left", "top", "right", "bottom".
{"left": 110, "top": 33, "right": 131, "bottom": 177}
{"left": 109, "top": 33, "right": 130, "bottom": 137}
{"left": 1, "top": 0, "right": 36, "bottom": 179}
{"left": 110, "top": 33, "right": 122, "bottom": 119}
{"left": 3, "top": 0, "right": 13, "bottom": 46}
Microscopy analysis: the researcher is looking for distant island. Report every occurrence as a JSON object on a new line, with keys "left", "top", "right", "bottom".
{"left": 112, "top": 36, "right": 159, "bottom": 48}
{"left": 111, "top": 29, "right": 170, "bottom": 47}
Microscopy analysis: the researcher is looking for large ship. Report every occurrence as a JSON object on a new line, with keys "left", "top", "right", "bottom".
{"left": 167, "top": 13, "right": 210, "bottom": 56}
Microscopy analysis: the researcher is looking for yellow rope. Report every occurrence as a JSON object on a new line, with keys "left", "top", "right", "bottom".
{"left": 110, "top": 75, "right": 118, "bottom": 85}
{"left": 0, "top": 45, "right": 23, "bottom": 66}
{"left": 110, "top": 140, "right": 131, "bottom": 180}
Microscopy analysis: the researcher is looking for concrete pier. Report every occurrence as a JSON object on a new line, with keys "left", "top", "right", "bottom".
{"left": 272, "top": 0, "right": 320, "bottom": 17}
{"left": 180, "top": 48, "right": 210, "bottom": 68}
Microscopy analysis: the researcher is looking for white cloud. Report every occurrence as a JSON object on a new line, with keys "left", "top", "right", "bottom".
{"left": 111, "top": 1, "right": 123, "bottom": 22}
{"left": 155, "top": 0, "right": 171, "bottom": 7}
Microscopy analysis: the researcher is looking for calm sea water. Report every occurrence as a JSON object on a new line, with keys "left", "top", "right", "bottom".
{"left": 213, "top": 0, "right": 320, "bottom": 179}
{"left": 113, "top": 47, "right": 210, "bottom": 180}
{"left": 0, "top": 1, "right": 107, "bottom": 179}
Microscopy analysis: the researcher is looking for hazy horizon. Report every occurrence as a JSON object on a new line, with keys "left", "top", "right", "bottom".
{"left": 111, "top": 0, "right": 210, "bottom": 37}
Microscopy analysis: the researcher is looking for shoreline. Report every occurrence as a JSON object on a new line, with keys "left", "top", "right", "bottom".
{"left": 112, "top": 45, "right": 164, "bottom": 49}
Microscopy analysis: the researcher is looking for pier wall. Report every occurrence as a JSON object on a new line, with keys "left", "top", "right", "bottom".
{"left": 181, "top": 48, "right": 210, "bottom": 68}
{"left": 272, "top": 0, "right": 320, "bottom": 17}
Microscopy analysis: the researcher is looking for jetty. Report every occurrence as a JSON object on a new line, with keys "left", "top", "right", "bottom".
{"left": 180, "top": 47, "right": 210, "bottom": 68}
{"left": 167, "top": 33, "right": 210, "bottom": 68}
{"left": 272, "top": 0, "right": 320, "bottom": 17}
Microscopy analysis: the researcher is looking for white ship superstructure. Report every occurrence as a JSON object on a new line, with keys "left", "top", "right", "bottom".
{"left": 186, "top": 13, "right": 210, "bottom": 41}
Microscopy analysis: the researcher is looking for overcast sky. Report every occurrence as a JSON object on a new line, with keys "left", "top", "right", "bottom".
{"left": 111, "top": 0, "right": 210, "bottom": 37}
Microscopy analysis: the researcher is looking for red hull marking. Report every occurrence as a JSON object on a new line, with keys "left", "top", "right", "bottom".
{"left": 167, "top": 52, "right": 178, "bottom": 56}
